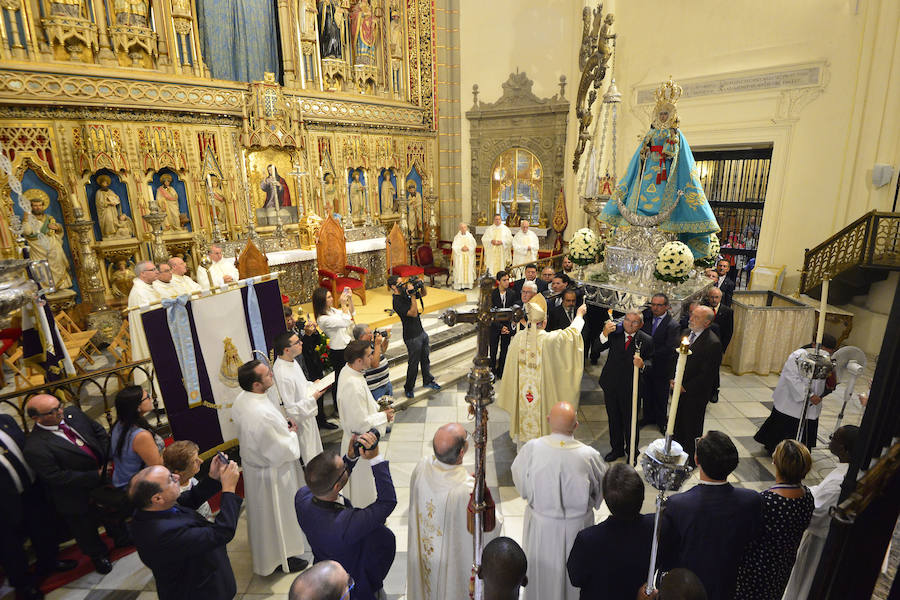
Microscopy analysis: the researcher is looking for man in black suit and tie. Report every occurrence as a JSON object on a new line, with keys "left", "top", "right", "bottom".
{"left": 713, "top": 258, "right": 736, "bottom": 306}
{"left": 129, "top": 457, "right": 243, "bottom": 600}
{"left": 673, "top": 306, "right": 723, "bottom": 465}
{"left": 296, "top": 432, "right": 396, "bottom": 600}
{"left": 490, "top": 270, "right": 520, "bottom": 378}
{"left": 1, "top": 414, "right": 77, "bottom": 599}
{"left": 595, "top": 310, "right": 654, "bottom": 462}
{"left": 706, "top": 286, "right": 733, "bottom": 352}
{"left": 23, "top": 394, "right": 129, "bottom": 574}
{"left": 640, "top": 293, "right": 681, "bottom": 432}
{"left": 512, "top": 263, "right": 548, "bottom": 295}
{"left": 659, "top": 431, "right": 762, "bottom": 600}
{"left": 546, "top": 289, "right": 578, "bottom": 332}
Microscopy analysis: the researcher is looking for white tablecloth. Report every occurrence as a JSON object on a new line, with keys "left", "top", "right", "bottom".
{"left": 266, "top": 237, "right": 387, "bottom": 266}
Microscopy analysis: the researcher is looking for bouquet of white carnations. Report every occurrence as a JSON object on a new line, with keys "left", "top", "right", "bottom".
{"left": 654, "top": 241, "right": 695, "bottom": 283}
{"left": 569, "top": 228, "right": 601, "bottom": 266}
{"left": 694, "top": 233, "right": 721, "bottom": 269}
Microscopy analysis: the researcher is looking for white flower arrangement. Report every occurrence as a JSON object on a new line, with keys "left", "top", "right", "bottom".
{"left": 654, "top": 241, "right": 695, "bottom": 283}
{"left": 569, "top": 228, "right": 601, "bottom": 265}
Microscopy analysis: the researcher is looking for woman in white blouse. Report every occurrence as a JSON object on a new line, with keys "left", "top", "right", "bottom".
{"left": 312, "top": 287, "right": 355, "bottom": 411}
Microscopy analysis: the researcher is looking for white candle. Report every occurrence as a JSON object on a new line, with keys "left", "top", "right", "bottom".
{"left": 630, "top": 359, "right": 639, "bottom": 465}
{"left": 667, "top": 337, "right": 691, "bottom": 437}
{"left": 816, "top": 278, "right": 829, "bottom": 346}
{"left": 147, "top": 184, "right": 158, "bottom": 213}
{"left": 206, "top": 174, "right": 217, "bottom": 222}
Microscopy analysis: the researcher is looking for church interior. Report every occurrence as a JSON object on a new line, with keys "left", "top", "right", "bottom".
{"left": 1, "top": 0, "right": 899, "bottom": 598}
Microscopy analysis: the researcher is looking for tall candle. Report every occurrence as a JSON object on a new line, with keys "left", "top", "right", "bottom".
{"left": 666, "top": 337, "right": 691, "bottom": 437}
{"left": 206, "top": 174, "right": 217, "bottom": 222}
{"left": 630, "top": 359, "right": 639, "bottom": 465}
{"left": 147, "top": 184, "right": 158, "bottom": 213}
{"left": 816, "top": 278, "right": 829, "bottom": 346}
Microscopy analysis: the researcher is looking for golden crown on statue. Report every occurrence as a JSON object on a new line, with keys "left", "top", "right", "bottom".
{"left": 654, "top": 76, "right": 683, "bottom": 107}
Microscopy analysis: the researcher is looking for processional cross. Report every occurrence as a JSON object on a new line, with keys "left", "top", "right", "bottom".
{"left": 288, "top": 161, "right": 307, "bottom": 219}
{"left": 440, "top": 272, "right": 524, "bottom": 600}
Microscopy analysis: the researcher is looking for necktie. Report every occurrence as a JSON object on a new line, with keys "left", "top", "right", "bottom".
{"left": 567, "top": 309, "right": 573, "bottom": 322}
{"left": 625, "top": 334, "right": 633, "bottom": 350}
{"left": 713, "top": 306, "right": 717, "bottom": 317}
{"left": 59, "top": 421, "right": 100, "bottom": 463}
{"left": 652, "top": 316, "right": 661, "bottom": 334}
{"left": 0, "top": 437, "right": 34, "bottom": 492}
{"left": 689, "top": 331, "right": 697, "bottom": 345}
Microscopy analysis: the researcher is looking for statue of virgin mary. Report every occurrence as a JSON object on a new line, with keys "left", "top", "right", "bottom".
{"left": 600, "top": 77, "right": 719, "bottom": 258}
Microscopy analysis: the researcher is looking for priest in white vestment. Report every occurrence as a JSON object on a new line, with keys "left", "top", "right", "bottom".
{"left": 337, "top": 340, "right": 395, "bottom": 507}
{"left": 151, "top": 261, "right": 178, "bottom": 298}
{"left": 272, "top": 330, "right": 324, "bottom": 463}
{"left": 196, "top": 243, "right": 240, "bottom": 290}
{"left": 231, "top": 360, "right": 308, "bottom": 575}
{"left": 451, "top": 222, "right": 477, "bottom": 289}
{"left": 482, "top": 214, "right": 512, "bottom": 276}
{"left": 407, "top": 423, "right": 502, "bottom": 600}
{"left": 511, "top": 220, "right": 539, "bottom": 278}
{"left": 169, "top": 256, "right": 202, "bottom": 295}
{"left": 782, "top": 425, "right": 858, "bottom": 600}
{"left": 497, "top": 294, "right": 585, "bottom": 446}
{"left": 511, "top": 401, "right": 606, "bottom": 600}
{"left": 127, "top": 261, "right": 161, "bottom": 387}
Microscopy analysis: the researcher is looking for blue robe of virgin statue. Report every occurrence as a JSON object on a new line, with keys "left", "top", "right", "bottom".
{"left": 600, "top": 127, "right": 719, "bottom": 258}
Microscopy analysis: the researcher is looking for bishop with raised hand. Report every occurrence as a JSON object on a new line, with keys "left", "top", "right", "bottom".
{"left": 482, "top": 214, "right": 512, "bottom": 276}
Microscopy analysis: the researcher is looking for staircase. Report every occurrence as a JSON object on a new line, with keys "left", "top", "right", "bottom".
{"left": 801, "top": 211, "right": 900, "bottom": 304}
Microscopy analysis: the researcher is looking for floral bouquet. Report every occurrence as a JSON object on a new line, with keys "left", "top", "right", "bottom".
{"left": 694, "top": 233, "right": 721, "bottom": 269}
{"left": 316, "top": 333, "right": 333, "bottom": 373}
{"left": 654, "top": 241, "right": 695, "bottom": 284}
{"left": 569, "top": 228, "right": 602, "bottom": 266}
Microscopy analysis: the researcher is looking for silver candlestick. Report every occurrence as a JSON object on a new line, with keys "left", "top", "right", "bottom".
{"left": 795, "top": 347, "right": 834, "bottom": 441}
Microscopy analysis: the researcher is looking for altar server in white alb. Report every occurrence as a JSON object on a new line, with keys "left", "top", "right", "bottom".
{"left": 231, "top": 360, "right": 309, "bottom": 575}
{"left": 511, "top": 220, "right": 539, "bottom": 277}
{"left": 127, "top": 261, "right": 161, "bottom": 386}
{"left": 272, "top": 330, "right": 325, "bottom": 463}
{"left": 196, "top": 242, "right": 240, "bottom": 289}
{"left": 168, "top": 256, "right": 202, "bottom": 295}
{"left": 451, "top": 222, "right": 477, "bottom": 290}
{"left": 407, "top": 423, "right": 502, "bottom": 600}
{"left": 336, "top": 340, "right": 395, "bottom": 507}
{"left": 482, "top": 214, "right": 512, "bottom": 276}
{"left": 511, "top": 401, "right": 606, "bottom": 600}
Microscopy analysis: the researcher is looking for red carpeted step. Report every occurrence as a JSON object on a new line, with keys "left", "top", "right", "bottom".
{"left": 38, "top": 534, "right": 136, "bottom": 594}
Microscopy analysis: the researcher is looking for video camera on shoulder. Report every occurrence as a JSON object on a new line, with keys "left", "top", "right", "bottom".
{"left": 352, "top": 427, "right": 382, "bottom": 454}
{"left": 405, "top": 275, "right": 426, "bottom": 297}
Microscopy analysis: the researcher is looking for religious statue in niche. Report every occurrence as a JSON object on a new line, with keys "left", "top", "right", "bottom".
{"left": 108, "top": 259, "right": 136, "bottom": 298}
{"left": 209, "top": 175, "right": 229, "bottom": 226}
{"left": 95, "top": 174, "right": 135, "bottom": 240}
{"left": 389, "top": 1, "right": 403, "bottom": 94}
{"left": 350, "top": 0, "right": 378, "bottom": 67}
{"left": 405, "top": 179, "right": 423, "bottom": 239}
{"left": 157, "top": 174, "right": 186, "bottom": 232}
{"left": 599, "top": 77, "right": 720, "bottom": 258}
{"left": 348, "top": 169, "right": 367, "bottom": 221}
{"left": 318, "top": 0, "right": 343, "bottom": 59}
{"left": 261, "top": 164, "right": 291, "bottom": 207}
{"left": 22, "top": 190, "right": 73, "bottom": 290}
{"left": 113, "top": 0, "right": 150, "bottom": 25}
{"left": 322, "top": 172, "right": 340, "bottom": 215}
{"left": 380, "top": 168, "right": 397, "bottom": 214}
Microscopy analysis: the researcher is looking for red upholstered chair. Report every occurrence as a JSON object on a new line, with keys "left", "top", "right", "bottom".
{"left": 316, "top": 215, "right": 368, "bottom": 305}
{"left": 415, "top": 244, "right": 450, "bottom": 286}
{"left": 386, "top": 223, "right": 424, "bottom": 279}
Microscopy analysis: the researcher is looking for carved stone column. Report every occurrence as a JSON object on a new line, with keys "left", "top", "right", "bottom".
{"left": 68, "top": 206, "right": 107, "bottom": 309}
{"left": 90, "top": 0, "right": 116, "bottom": 63}
{"left": 276, "top": 0, "right": 297, "bottom": 86}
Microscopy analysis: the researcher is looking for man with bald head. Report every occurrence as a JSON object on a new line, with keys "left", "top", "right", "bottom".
{"left": 168, "top": 256, "right": 202, "bottom": 295}
{"left": 289, "top": 560, "right": 351, "bottom": 600}
{"left": 705, "top": 286, "right": 733, "bottom": 351}
{"left": 511, "top": 401, "right": 606, "bottom": 600}
{"left": 196, "top": 243, "right": 239, "bottom": 290}
{"left": 23, "top": 394, "right": 128, "bottom": 574}
{"left": 129, "top": 458, "right": 242, "bottom": 600}
{"left": 512, "top": 220, "right": 539, "bottom": 278}
{"left": 408, "top": 423, "right": 501, "bottom": 599}
{"left": 673, "top": 305, "right": 722, "bottom": 465}
{"left": 128, "top": 261, "right": 160, "bottom": 389}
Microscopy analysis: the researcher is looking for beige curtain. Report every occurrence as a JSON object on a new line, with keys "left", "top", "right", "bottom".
{"left": 724, "top": 291, "right": 816, "bottom": 375}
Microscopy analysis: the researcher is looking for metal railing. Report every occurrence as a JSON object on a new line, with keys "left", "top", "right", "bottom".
{"left": 800, "top": 211, "right": 900, "bottom": 294}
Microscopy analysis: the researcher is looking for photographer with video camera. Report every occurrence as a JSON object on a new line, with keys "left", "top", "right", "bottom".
{"left": 388, "top": 275, "right": 442, "bottom": 399}
{"left": 295, "top": 429, "right": 396, "bottom": 600}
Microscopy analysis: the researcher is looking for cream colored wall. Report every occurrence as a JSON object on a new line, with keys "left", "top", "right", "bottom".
{"left": 458, "top": 0, "right": 585, "bottom": 229}
{"left": 458, "top": 0, "right": 900, "bottom": 288}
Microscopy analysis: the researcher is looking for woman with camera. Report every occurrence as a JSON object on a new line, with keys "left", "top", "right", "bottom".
{"left": 313, "top": 287, "right": 356, "bottom": 414}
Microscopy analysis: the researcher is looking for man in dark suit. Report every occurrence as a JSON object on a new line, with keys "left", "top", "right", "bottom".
{"left": 512, "top": 263, "right": 548, "bottom": 295}
{"left": 23, "top": 394, "right": 129, "bottom": 574}
{"left": 659, "top": 431, "right": 762, "bottom": 600}
{"left": 714, "top": 258, "right": 736, "bottom": 306}
{"left": 567, "top": 464, "right": 654, "bottom": 599}
{"left": 673, "top": 306, "right": 723, "bottom": 466}
{"left": 641, "top": 294, "right": 681, "bottom": 432}
{"left": 489, "top": 271, "right": 520, "bottom": 378}
{"left": 1, "top": 414, "right": 76, "bottom": 599}
{"left": 296, "top": 432, "right": 396, "bottom": 600}
{"left": 128, "top": 457, "right": 242, "bottom": 600}
{"left": 546, "top": 289, "right": 578, "bottom": 332}
{"left": 595, "top": 311, "right": 654, "bottom": 462}
{"left": 706, "top": 286, "right": 733, "bottom": 352}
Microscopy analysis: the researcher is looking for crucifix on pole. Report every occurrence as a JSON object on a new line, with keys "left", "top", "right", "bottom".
{"left": 288, "top": 161, "right": 307, "bottom": 219}
{"left": 440, "top": 272, "right": 524, "bottom": 600}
